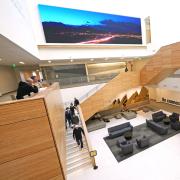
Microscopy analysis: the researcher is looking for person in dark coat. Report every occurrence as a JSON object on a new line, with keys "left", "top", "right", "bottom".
{"left": 70, "top": 103, "right": 75, "bottom": 116}
{"left": 16, "top": 79, "right": 38, "bottom": 99}
{"left": 65, "top": 107, "right": 72, "bottom": 128}
{"left": 72, "top": 114, "right": 80, "bottom": 125}
{"left": 74, "top": 97, "right": 80, "bottom": 107}
{"left": 73, "top": 125, "right": 85, "bottom": 149}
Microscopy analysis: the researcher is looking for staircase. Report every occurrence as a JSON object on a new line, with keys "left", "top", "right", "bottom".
{"left": 66, "top": 128, "right": 92, "bottom": 174}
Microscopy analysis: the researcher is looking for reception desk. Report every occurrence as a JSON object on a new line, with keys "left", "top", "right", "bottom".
{"left": 0, "top": 83, "right": 66, "bottom": 180}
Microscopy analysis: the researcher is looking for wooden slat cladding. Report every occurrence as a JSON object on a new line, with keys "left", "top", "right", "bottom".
{"left": 0, "top": 148, "right": 63, "bottom": 180}
{"left": 0, "top": 116, "right": 54, "bottom": 164}
{"left": 0, "top": 99, "right": 47, "bottom": 125}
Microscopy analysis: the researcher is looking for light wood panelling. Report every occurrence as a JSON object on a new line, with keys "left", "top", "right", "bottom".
{"left": 43, "top": 83, "right": 66, "bottom": 178}
{"left": 140, "top": 42, "right": 180, "bottom": 85}
{"left": 0, "top": 148, "right": 63, "bottom": 180}
{"left": 0, "top": 116, "right": 54, "bottom": 164}
{"left": 134, "top": 86, "right": 149, "bottom": 102}
{"left": 0, "top": 83, "right": 66, "bottom": 180}
{"left": 0, "top": 99, "right": 47, "bottom": 125}
{"left": 126, "top": 91, "right": 138, "bottom": 105}
{"left": 81, "top": 72, "right": 140, "bottom": 120}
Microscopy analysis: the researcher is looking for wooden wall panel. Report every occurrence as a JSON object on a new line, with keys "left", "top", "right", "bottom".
{"left": 0, "top": 148, "right": 63, "bottom": 180}
{"left": 140, "top": 42, "right": 180, "bottom": 85}
{"left": 0, "top": 116, "right": 54, "bottom": 164}
{"left": 0, "top": 99, "right": 47, "bottom": 125}
{"left": 44, "top": 83, "right": 66, "bottom": 178}
{"left": 81, "top": 72, "right": 140, "bottom": 120}
{"left": 0, "top": 83, "right": 66, "bottom": 180}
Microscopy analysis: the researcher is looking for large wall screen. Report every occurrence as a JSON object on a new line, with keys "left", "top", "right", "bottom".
{"left": 38, "top": 4, "right": 142, "bottom": 44}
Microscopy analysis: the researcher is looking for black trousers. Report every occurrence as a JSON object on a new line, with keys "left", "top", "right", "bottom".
{"left": 76, "top": 138, "right": 83, "bottom": 148}
{"left": 67, "top": 118, "right": 72, "bottom": 127}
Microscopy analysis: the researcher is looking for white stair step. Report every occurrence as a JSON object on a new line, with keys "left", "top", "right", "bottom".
{"left": 67, "top": 150, "right": 89, "bottom": 162}
{"left": 66, "top": 142, "right": 87, "bottom": 150}
{"left": 66, "top": 130, "right": 73, "bottom": 135}
{"left": 66, "top": 138, "right": 74, "bottom": 144}
{"left": 66, "top": 139, "right": 86, "bottom": 147}
{"left": 67, "top": 158, "right": 92, "bottom": 174}
{"left": 67, "top": 147, "right": 88, "bottom": 156}
{"left": 66, "top": 138, "right": 86, "bottom": 145}
{"left": 66, "top": 133, "right": 73, "bottom": 138}
{"left": 67, "top": 154, "right": 90, "bottom": 168}
{"left": 66, "top": 135, "right": 73, "bottom": 141}
{"left": 66, "top": 152, "right": 90, "bottom": 164}
{"left": 66, "top": 144, "right": 88, "bottom": 155}
{"left": 66, "top": 141, "right": 77, "bottom": 148}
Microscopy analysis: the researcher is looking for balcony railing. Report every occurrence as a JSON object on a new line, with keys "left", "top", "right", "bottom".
{"left": 46, "top": 73, "right": 118, "bottom": 88}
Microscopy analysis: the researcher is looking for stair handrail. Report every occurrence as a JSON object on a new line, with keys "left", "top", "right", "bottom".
{"left": 64, "top": 83, "right": 105, "bottom": 107}
{"left": 77, "top": 106, "right": 98, "bottom": 170}
{"left": 79, "top": 83, "right": 105, "bottom": 103}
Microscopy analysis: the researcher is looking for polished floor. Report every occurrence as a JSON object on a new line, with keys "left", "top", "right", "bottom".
{"left": 68, "top": 110, "right": 180, "bottom": 180}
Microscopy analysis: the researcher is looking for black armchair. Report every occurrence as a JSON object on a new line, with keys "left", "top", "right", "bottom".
{"left": 119, "top": 141, "right": 133, "bottom": 155}
{"left": 152, "top": 111, "right": 166, "bottom": 122}
{"left": 171, "top": 121, "right": 180, "bottom": 130}
{"left": 169, "top": 112, "right": 179, "bottom": 122}
{"left": 136, "top": 135, "right": 149, "bottom": 148}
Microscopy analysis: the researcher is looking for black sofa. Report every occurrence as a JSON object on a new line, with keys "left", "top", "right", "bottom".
{"left": 152, "top": 111, "right": 166, "bottom": 122}
{"left": 169, "top": 112, "right": 179, "bottom": 122}
{"left": 146, "top": 120, "right": 168, "bottom": 135}
{"left": 108, "top": 122, "right": 133, "bottom": 138}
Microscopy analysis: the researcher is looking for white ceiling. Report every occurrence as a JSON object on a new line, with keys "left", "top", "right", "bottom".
{"left": 0, "top": 34, "right": 150, "bottom": 67}
{"left": 0, "top": 34, "right": 40, "bottom": 66}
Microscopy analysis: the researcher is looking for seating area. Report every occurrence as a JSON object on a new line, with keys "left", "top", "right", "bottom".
{"left": 86, "top": 119, "right": 106, "bottom": 132}
{"left": 121, "top": 111, "right": 137, "bottom": 120}
{"left": 108, "top": 122, "right": 133, "bottom": 138}
{"left": 104, "top": 110, "right": 180, "bottom": 163}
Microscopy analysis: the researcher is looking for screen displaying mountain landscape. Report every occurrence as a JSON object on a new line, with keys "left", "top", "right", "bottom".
{"left": 38, "top": 4, "right": 142, "bottom": 44}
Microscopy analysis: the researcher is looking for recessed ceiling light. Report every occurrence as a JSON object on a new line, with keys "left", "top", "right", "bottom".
{"left": 19, "top": 61, "right": 25, "bottom": 64}
{"left": 48, "top": 60, "right": 52, "bottom": 63}
{"left": 90, "top": 58, "right": 94, "bottom": 61}
{"left": 70, "top": 59, "right": 74, "bottom": 62}
{"left": 0, "top": 58, "right": 2, "bottom": 61}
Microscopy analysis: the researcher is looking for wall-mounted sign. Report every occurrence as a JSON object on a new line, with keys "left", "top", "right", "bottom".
{"left": 162, "top": 97, "right": 180, "bottom": 106}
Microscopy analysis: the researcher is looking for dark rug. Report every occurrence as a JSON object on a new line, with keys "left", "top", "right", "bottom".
{"left": 104, "top": 121, "right": 180, "bottom": 162}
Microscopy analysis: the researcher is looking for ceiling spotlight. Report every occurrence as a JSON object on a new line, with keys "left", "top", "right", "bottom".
{"left": 19, "top": 61, "right": 25, "bottom": 64}
{"left": 48, "top": 60, "right": 52, "bottom": 63}
{"left": 70, "top": 59, "right": 74, "bottom": 62}
{"left": 90, "top": 58, "right": 94, "bottom": 61}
